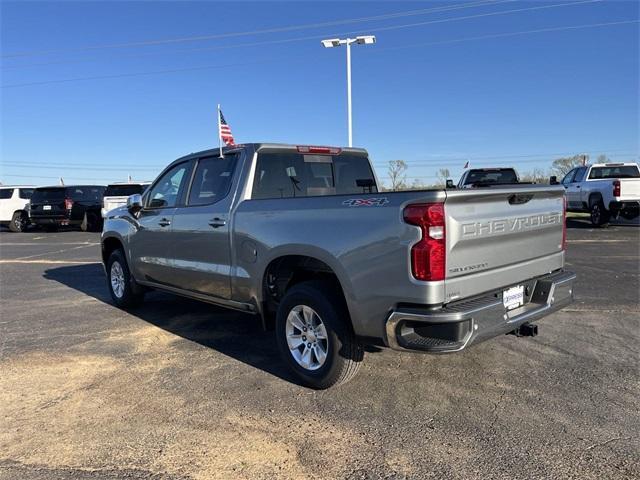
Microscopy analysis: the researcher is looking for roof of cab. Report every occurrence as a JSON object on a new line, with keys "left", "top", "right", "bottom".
{"left": 173, "top": 143, "right": 369, "bottom": 164}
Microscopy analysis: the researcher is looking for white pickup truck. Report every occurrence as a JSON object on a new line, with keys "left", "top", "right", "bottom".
{"left": 560, "top": 163, "right": 640, "bottom": 226}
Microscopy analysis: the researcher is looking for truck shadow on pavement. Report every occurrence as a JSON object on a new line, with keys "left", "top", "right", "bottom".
{"left": 566, "top": 217, "right": 639, "bottom": 229}
{"left": 43, "top": 263, "right": 305, "bottom": 386}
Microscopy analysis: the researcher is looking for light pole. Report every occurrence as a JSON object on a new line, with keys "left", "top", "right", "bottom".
{"left": 321, "top": 35, "right": 376, "bottom": 147}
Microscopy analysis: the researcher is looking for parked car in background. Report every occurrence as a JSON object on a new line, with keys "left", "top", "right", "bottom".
{"left": 102, "top": 182, "right": 151, "bottom": 218}
{"left": 102, "top": 143, "right": 574, "bottom": 389}
{"left": 0, "top": 185, "right": 35, "bottom": 232}
{"left": 457, "top": 167, "right": 523, "bottom": 188}
{"left": 559, "top": 162, "right": 640, "bottom": 226}
{"left": 29, "top": 185, "right": 106, "bottom": 232}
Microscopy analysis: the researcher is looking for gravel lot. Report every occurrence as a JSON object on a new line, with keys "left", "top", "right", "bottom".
{"left": 1, "top": 218, "right": 638, "bottom": 480}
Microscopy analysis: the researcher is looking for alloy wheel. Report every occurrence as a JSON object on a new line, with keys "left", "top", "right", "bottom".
{"left": 285, "top": 305, "right": 329, "bottom": 371}
{"left": 110, "top": 261, "right": 125, "bottom": 298}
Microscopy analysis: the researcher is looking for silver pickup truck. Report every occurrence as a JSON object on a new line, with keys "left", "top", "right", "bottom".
{"left": 101, "top": 143, "right": 576, "bottom": 389}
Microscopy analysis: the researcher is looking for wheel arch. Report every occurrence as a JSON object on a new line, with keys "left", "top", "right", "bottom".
{"left": 588, "top": 192, "right": 604, "bottom": 207}
{"left": 259, "top": 251, "right": 354, "bottom": 330}
{"left": 101, "top": 235, "right": 126, "bottom": 266}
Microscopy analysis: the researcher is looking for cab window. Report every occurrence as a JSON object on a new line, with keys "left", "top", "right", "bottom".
{"left": 573, "top": 167, "right": 587, "bottom": 183}
{"left": 147, "top": 162, "right": 190, "bottom": 209}
{"left": 19, "top": 188, "right": 34, "bottom": 199}
{"left": 0, "top": 189, "right": 14, "bottom": 199}
{"left": 187, "top": 154, "right": 237, "bottom": 206}
{"left": 561, "top": 169, "right": 576, "bottom": 185}
{"left": 252, "top": 152, "right": 376, "bottom": 199}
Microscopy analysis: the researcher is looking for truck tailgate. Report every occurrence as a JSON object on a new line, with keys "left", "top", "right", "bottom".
{"left": 444, "top": 186, "right": 565, "bottom": 302}
{"left": 619, "top": 178, "right": 640, "bottom": 201}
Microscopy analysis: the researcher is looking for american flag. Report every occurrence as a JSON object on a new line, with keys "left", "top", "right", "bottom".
{"left": 219, "top": 109, "right": 235, "bottom": 146}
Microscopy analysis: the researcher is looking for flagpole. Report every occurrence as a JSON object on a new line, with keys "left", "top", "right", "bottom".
{"left": 217, "top": 103, "right": 223, "bottom": 158}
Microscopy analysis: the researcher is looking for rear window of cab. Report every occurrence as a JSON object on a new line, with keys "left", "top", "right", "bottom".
{"left": 252, "top": 152, "right": 377, "bottom": 200}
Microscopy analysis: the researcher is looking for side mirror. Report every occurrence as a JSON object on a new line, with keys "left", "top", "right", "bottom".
{"left": 127, "top": 194, "right": 143, "bottom": 214}
{"left": 549, "top": 176, "right": 558, "bottom": 185}
{"left": 446, "top": 179, "right": 455, "bottom": 189}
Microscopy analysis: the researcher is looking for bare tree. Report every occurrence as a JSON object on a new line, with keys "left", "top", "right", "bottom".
{"left": 596, "top": 154, "right": 610, "bottom": 163}
{"left": 520, "top": 167, "right": 548, "bottom": 184}
{"left": 409, "top": 178, "right": 429, "bottom": 190}
{"left": 435, "top": 168, "right": 451, "bottom": 186}
{"left": 387, "top": 160, "right": 408, "bottom": 191}
{"left": 551, "top": 154, "right": 587, "bottom": 177}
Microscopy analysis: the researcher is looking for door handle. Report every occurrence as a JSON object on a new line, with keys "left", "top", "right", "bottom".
{"left": 208, "top": 217, "right": 227, "bottom": 228}
{"left": 158, "top": 218, "right": 171, "bottom": 227}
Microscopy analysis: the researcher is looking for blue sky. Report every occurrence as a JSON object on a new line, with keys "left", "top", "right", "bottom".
{"left": 1, "top": 0, "right": 638, "bottom": 187}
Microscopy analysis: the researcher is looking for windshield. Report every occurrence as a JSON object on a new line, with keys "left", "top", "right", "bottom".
{"left": 464, "top": 169, "right": 518, "bottom": 186}
{"left": 31, "top": 188, "right": 65, "bottom": 202}
{"left": 588, "top": 165, "right": 640, "bottom": 179}
{"left": 104, "top": 184, "right": 147, "bottom": 197}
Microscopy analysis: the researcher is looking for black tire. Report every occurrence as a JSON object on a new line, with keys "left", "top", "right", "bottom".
{"left": 9, "top": 211, "right": 28, "bottom": 233}
{"left": 106, "top": 249, "right": 145, "bottom": 308}
{"left": 81, "top": 212, "right": 100, "bottom": 232}
{"left": 590, "top": 200, "right": 610, "bottom": 227}
{"left": 275, "top": 280, "right": 363, "bottom": 389}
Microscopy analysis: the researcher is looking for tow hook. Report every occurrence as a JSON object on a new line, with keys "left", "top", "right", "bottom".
{"left": 510, "top": 323, "right": 538, "bottom": 337}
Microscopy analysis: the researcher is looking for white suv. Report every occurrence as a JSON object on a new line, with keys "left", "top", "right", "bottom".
{"left": 0, "top": 185, "right": 36, "bottom": 232}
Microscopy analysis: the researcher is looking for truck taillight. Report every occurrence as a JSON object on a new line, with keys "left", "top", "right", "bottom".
{"left": 403, "top": 203, "right": 446, "bottom": 281}
{"left": 613, "top": 180, "right": 621, "bottom": 197}
{"left": 64, "top": 198, "right": 74, "bottom": 210}
{"left": 562, "top": 195, "right": 567, "bottom": 251}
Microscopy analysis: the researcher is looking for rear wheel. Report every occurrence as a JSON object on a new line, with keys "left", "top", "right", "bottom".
{"left": 107, "top": 249, "right": 144, "bottom": 308}
{"left": 81, "top": 212, "right": 100, "bottom": 232}
{"left": 9, "top": 211, "right": 28, "bottom": 232}
{"left": 275, "top": 280, "right": 363, "bottom": 389}
{"left": 590, "top": 200, "right": 610, "bottom": 227}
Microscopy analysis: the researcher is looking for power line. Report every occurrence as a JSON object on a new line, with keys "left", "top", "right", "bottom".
{"left": 1, "top": 0, "right": 515, "bottom": 58}
{"left": 2, "top": 151, "right": 635, "bottom": 174}
{"left": 1, "top": 57, "right": 288, "bottom": 88}
{"left": 377, "top": 19, "right": 639, "bottom": 52}
{"left": 1, "top": 0, "right": 604, "bottom": 72}
{"left": 0, "top": 163, "right": 160, "bottom": 171}
{"left": 371, "top": 149, "right": 638, "bottom": 166}
{"left": 4, "top": 16, "right": 632, "bottom": 89}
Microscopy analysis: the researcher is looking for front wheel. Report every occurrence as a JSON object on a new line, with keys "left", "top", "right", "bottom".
{"left": 276, "top": 280, "right": 363, "bottom": 389}
{"left": 107, "top": 249, "right": 144, "bottom": 308}
{"left": 590, "top": 201, "right": 610, "bottom": 227}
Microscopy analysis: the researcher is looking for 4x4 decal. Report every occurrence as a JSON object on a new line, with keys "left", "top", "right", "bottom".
{"left": 342, "top": 197, "right": 389, "bottom": 207}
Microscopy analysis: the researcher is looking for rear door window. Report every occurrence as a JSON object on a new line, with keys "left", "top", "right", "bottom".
{"left": 188, "top": 154, "right": 237, "bottom": 206}
{"left": 19, "top": 188, "right": 34, "bottom": 199}
{"left": 0, "top": 189, "right": 14, "bottom": 199}
{"left": 252, "top": 152, "right": 376, "bottom": 199}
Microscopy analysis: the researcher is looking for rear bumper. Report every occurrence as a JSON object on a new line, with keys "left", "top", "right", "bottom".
{"left": 385, "top": 270, "right": 576, "bottom": 352}
{"left": 609, "top": 200, "right": 639, "bottom": 216}
{"left": 30, "top": 216, "right": 76, "bottom": 226}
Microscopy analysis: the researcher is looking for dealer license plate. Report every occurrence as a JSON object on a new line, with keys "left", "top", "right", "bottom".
{"left": 43, "top": 205, "right": 52, "bottom": 210}
{"left": 503, "top": 285, "right": 524, "bottom": 310}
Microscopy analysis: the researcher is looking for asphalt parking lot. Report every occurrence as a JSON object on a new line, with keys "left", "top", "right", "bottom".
{"left": 0, "top": 218, "right": 638, "bottom": 480}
